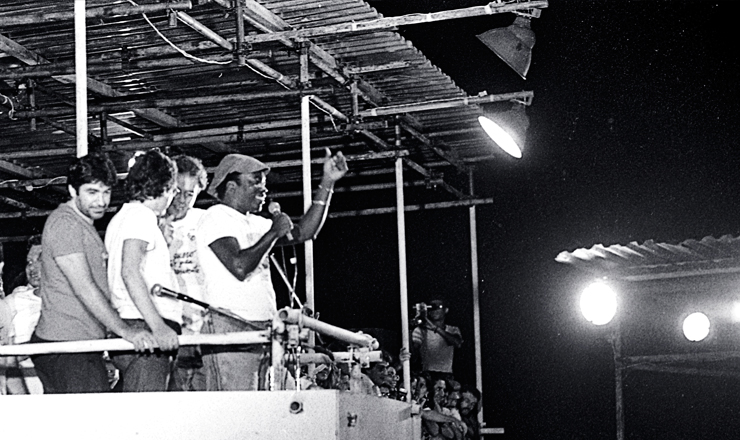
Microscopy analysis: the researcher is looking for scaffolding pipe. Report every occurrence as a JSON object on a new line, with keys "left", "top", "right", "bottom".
{"left": 469, "top": 170, "right": 484, "bottom": 426}
{"left": 0, "top": 331, "right": 269, "bottom": 357}
{"left": 359, "top": 91, "right": 534, "bottom": 118}
{"left": 0, "top": 1, "right": 193, "bottom": 26}
{"left": 242, "top": 1, "right": 548, "bottom": 44}
{"left": 301, "top": 95, "right": 316, "bottom": 338}
{"left": 74, "top": 0, "right": 88, "bottom": 157}
{"left": 395, "top": 156, "right": 412, "bottom": 403}
{"left": 278, "top": 308, "right": 378, "bottom": 349}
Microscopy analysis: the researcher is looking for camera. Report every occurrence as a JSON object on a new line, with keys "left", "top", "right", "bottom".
{"left": 411, "top": 302, "right": 431, "bottom": 326}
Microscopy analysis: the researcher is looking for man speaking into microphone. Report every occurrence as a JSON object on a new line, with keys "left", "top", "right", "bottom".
{"left": 196, "top": 148, "right": 347, "bottom": 391}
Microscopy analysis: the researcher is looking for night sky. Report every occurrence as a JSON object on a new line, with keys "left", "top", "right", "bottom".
{"left": 302, "top": 1, "right": 740, "bottom": 439}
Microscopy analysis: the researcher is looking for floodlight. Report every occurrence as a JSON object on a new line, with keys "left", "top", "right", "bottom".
{"left": 683, "top": 312, "right": 710, "bottom": 342}
{"left": 478, "top": 101, "right": 529, "bottom": 158}
{"left": 476, "top": 16, "right": 536, "bottom": 80}
{"left": 579, "top": 281, "right": 617, "bottom": 326}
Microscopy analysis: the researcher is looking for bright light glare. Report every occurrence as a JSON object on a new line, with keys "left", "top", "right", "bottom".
{"left": 732, "top": 302, "right": 740, "bottom": 323}
{"left": 579, "top": 281, "right": 617, "bottom": 326}
{"left": 683, "top": 312, "right": 710, "bottom": 342}
{"left": 478, "top": 116, "right": 522, "bottom": 158}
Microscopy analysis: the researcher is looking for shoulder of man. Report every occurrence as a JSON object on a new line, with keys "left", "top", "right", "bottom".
{"left": 0, "top": 298, "right": 12, "bottom": 345}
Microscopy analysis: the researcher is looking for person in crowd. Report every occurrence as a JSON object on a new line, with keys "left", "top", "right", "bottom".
{"left": 0, "top": 236, "right": 43, "bottom": 394}
{"left": 412, "top": 298, "right": 463, "bottom": 382}
{"left": 363, "top": 350, "right": 396, "bottom": 397}
{"left": 196, "top": 148, "right": 347, "bottom": 391}
{"left": 411, "top": 371, "right": 431, "bottom": 407}
{"left": 165, "top": 154, "right": 209, "bottom": 391}
{"left": 32, "top": 152, "right": 156, "bottom": 394}
{"left": 420, "top": 376, "right": 466, "bottom": 440}
{"left": 105, "top": 149, "right": 181, "bottom": 392}
{"left": 443, "top": 378, "right": 463, "bottom": 420}
{"left": 459, "top": 384, "right": 482, "bottom": 440}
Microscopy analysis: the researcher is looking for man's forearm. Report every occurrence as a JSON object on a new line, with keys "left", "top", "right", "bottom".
{"left": 293, "top": 178, "right": 334, "bottom": 242}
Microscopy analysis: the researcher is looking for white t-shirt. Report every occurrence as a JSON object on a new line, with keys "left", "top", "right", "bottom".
{"left": 170, "top": 208, "right": 206, "bottom": 333}
{"left": 6, "top": 285, "right": 41, "bottom": 343}
{"left": 197, "top": 204, "right": 276, "bottom": 321}
{"left": 106, "top": 202, "right": 181, "bottom": 324}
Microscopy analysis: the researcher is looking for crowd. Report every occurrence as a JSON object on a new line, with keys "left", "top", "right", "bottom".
{"left": 0, "top": 147, "right": 482, "bottom": 440}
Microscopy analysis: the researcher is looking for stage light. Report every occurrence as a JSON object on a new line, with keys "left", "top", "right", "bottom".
{"left": 580, "top": 280, "right": 617, "bottom": 326}
{"left": 478, "top": 101, "right": 529, "bottom": 158}
{"left": 683, "top": 312, "right": 710, "bottom": 342}
{"left": 476, "top": 16, "right": 536, "bottom": 80}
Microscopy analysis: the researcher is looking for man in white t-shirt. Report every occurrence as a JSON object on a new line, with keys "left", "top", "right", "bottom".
{"left": 106, "top": 150, "right": 180, "bottom": 392}
{"left": 0, "top": 237, "right": 43, "bottom": 394}
{"left": 198, "top": 148, "right": 347, "bottom": 391}
{"left": 165, "top": 154, "right": 208, "bottom": 391}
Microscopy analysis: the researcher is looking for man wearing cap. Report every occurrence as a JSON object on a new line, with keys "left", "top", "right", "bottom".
{"left": 197, "top": 148, "right": 347, "bottom": 391}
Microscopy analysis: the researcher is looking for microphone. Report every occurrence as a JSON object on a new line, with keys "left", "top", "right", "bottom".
{"left": 268, "top": 201, "right": 294, "bottom": 241}
{"left": 151, "top": 284, "right": 209, "bottom": 309}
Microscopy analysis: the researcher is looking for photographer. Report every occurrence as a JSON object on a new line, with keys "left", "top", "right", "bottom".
{"left": 411, "top": 299, "right": 463, "bottom": 382}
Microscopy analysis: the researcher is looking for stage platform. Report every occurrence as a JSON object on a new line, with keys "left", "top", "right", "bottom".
{"left": 3, "top": 390, "right": 421, "bottom": 440}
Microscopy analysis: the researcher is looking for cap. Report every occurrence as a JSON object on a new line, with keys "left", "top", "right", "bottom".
{"left": 207, "top": 154, "right": 270, "bottom": 198}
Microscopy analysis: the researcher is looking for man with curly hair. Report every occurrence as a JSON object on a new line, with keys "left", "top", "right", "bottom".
{"left": 32, "top": 152, "right": 157, "bottom": 394}
{"left": 105, "top": 149, "right": 181, "bottom": 392}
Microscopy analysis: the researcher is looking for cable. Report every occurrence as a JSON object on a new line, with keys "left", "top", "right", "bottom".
{"left": 270, "top": 253, "right": 303, "bottom": 308}
{"left": 309, "top": 99, "right": 339, "bottom": 132}
{"left": 126, "top": 0, "right": 230, "bottom": 65}
{"left": 1, "top": 93, "right": 18, "bottom": 120}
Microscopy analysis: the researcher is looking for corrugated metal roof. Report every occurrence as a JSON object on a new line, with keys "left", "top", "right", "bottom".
{"left": 555, "top": 235, "right": 740, "bottom": 281}
{"left": 0, "top": 0, "right": 538, "bottom": 236}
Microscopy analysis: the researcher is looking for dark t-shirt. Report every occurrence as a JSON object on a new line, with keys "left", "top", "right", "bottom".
{"left": 35, "top": 203, "right": 110, "bottom": 341}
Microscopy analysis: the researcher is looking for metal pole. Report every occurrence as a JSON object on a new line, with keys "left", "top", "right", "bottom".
{"left": 74, "top": 0, "right": 88, "bottom": 157}
{"left": 301, "top": 95, "right": 315, "bottom": 332}
{"left": 469, "top": 170, "right": 484, "bottom": 427}
{"left": 395, "top": 156, "right": 412, "bottom": 403}
{"left": 611, "top": 320, "right": 625, "bottom": 440}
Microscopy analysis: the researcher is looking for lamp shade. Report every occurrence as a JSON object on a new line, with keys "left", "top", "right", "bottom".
{"left": 478, "top": 102, "right": 529, "bottom": 158}
{"left": 476, "top": 16, "right": 535, "bottom": 80}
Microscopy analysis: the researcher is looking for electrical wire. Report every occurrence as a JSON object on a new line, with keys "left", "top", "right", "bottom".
{"left": 126, "top": 0, "right": 230, "bottom": 65}
{"left": 1, "top": 93, "right": 18, "bottom": 120}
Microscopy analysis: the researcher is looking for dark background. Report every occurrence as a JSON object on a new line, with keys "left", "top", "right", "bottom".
{"left": 305, "top": 1, "right": 740, "bottom": 439}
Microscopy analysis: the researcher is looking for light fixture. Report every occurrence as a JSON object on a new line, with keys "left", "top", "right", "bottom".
{"left": 476, "top": 16, "right": 536, "bottom": 80}
{"left": 683, "top": 312, "right": 710, "bottom": 342}
{"left": 478, "top": 101, "right": 529, "bottom": 158}
{"left": 579, "top": 280, "right": 618, "bottom": 326}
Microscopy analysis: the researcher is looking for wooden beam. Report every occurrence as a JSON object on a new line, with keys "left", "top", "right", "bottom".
{"left": 212, "top": 0, "right": 383, "bottom": 105}
{"left": 242, "top": 1, "right": 549, "bottom": 43}
{"left": 0, "top": 1, "right": 193, "bottom": 26}
{"left": 0, "top": 195, "right": 33, "bottom": 210}
{"left": 0, "top": 159, "right": 43, "bottom": 178}
{"left": 0, "top": 34, "right": 184, "bottom": 129}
